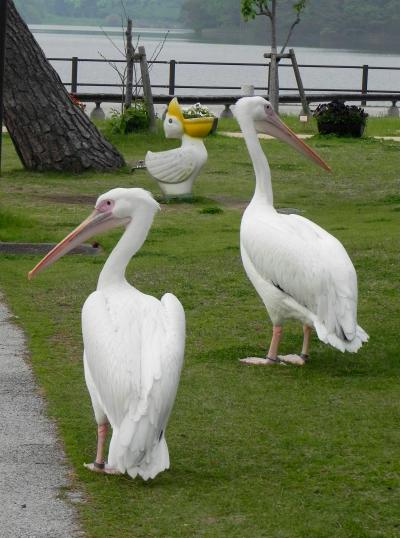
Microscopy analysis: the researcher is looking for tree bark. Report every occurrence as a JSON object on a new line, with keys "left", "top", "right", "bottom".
{"left": 269, "top": 0, "right": 279, "bottom": 113}
{"left": 124, "top": 18, "right": 134, "bottom": 109}
{"left": 4, "top": 1, "right": 125, "bottom": 172}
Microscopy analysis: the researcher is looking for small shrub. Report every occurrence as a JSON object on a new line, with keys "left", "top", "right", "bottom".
{"left": 313, "top": 100, "right": 368, "bottom": 137}
{"left": 109, "top": 101, "right": 150, "bottom": 133}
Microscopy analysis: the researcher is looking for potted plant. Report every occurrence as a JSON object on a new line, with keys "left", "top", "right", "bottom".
{"left": 182, "top": 102, "right": 218, "bottom": 134}
{"left": 313, "top": 100, "right": 368, "bottom": 137}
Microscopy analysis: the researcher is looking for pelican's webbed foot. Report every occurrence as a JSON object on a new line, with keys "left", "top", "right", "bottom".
{"left": 278, "top": 353, "right": 308, "bottom": 365}
{"left": 239, "top": 356, "right": 287, "bottom": 366}
{"left": 84, "top": 462, "right": 121, "bottom": 475}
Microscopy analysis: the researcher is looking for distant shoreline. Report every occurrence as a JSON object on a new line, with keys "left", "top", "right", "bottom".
{"left": 28, "top": 23, "right": 400, "bottom": 56}
{"left": 29, "top": 24, "right": 194, "bottom": 38}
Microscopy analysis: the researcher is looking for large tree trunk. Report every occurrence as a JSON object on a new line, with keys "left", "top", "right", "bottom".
{"left": 4, "top": 1, "right": 124, "bottom": 172}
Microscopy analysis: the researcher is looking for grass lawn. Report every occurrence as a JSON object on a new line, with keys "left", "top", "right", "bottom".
{"left": 0, "top": 116, "right": 399, "bottom": 538}
{"left": 220, "top": 113, "right": 400, "bottom": 137}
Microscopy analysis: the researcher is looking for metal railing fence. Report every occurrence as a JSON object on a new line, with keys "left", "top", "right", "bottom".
{"left": 47, "top": 56, "right": 400, "bottom": 98}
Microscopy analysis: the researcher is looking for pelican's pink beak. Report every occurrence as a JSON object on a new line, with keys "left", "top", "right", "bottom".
{"left": 28, "top": 209, "right": 127, "bottom": 279}
{"left": 255, "top": 105, "right": 331, "bottom": 172}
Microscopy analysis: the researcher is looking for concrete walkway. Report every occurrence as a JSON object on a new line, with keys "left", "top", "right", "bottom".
{"left": 0, "top": 296, "right": 83, "bottom": 538}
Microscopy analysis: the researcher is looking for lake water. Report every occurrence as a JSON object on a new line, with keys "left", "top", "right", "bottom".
{"left": 32, "top": 25, "right": 400, "bottom": 116}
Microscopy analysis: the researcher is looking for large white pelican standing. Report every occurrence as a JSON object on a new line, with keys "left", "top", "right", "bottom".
{"left": 29, "top": 188, "right": 185, "bottom": 479}
{"left": 234, "top": 97, "right": 368, "bottom": 366}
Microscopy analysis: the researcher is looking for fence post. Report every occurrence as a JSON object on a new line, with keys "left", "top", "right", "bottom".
{"left": 71, "top": 56, "right": 78, "bottom": 93}
{"left": 361, "top": 64, "right": 368, "bottom": 106}
{"left": 169, "top": 60, "right": 176, "bottom": 95}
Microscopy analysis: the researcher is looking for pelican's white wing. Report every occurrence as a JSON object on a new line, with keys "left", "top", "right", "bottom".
{"left": 241, "top": 207, "right": 368, "bottom": 351}
{"left": 82, "top": 285, "right": 185, "bottom": 479}
{"left": 145, "top": 146, "right": 198, "bottom": 184}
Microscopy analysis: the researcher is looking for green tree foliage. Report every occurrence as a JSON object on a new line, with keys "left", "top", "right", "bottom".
{"left": 13, "top": 0, "right": 400, "bottom": 51}
{"left": 180, "top": 0, "right": 216, "bottom": 35}
{"left": 241, "top": 0, "right": 306, "bottom": 20}
{"left": 14, "top": 0, "right": 185, "bottom": 25}
{"left": 303, "top": 0, "right": 400, "bottom": 49}
{"left": 240, "top": 0, "right": 308, "bottom": 52}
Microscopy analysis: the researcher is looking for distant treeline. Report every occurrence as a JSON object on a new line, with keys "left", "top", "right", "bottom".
{"left": 14, "top": 0, "right": 185, "bottom": 27}
{"left": 15, "top": 0, "right": 400, "bottom": 52}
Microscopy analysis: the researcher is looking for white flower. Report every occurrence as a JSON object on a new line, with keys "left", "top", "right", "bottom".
{"left": 182, "top": 102, "right": 215, "bottom": 118}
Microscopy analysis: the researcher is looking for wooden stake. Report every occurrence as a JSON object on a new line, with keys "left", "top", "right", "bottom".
{"left": 138, "top": 46, "right": 156, "bottom": 132}
{"left": 289, "top": 48, "right": 310, "bottom": 116}
{"left": 124, "top": 18, "right": 134, "bottom": 109}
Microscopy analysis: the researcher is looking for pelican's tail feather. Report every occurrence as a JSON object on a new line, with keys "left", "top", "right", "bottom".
{"left": 314, "top": 320, "right": 369, "bottom": 353}
{"left": 127, "top": 436, "right": 170, "bottom": 481}
{"left": 108, "top": 423, "right": 170, "bottom": 480}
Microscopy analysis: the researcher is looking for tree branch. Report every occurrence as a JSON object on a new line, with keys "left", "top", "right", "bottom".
{"left": 241, "top": 0, "right": 272, "bottom": 20}
{"left": 280, "top": 14, "right": 301, "bottom": 54}
{"left": 255, "top": 0, "right": 272, "bottom": 18}
{"left": 99, "top": 26, "right": 125, "bottom": 57}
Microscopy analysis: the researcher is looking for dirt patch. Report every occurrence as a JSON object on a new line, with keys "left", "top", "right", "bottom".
{"left": 34, "top": 193, "right": 96, "bottom": 205}
{"left": 212, "top": 195, "right": 302, "bottom": 214}
{"left": 32, "top": 193, "right": 301, "bottom": 214}
{"left": 212, "top": 195, "right": 248, "bottom": 210}
{"left": 0, "top": 242, "right": 101, "bottom": 255}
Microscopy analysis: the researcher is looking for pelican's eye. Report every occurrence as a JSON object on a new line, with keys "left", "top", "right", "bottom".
{"left": 96, "top": 199, "right": 115, "bottom": 212}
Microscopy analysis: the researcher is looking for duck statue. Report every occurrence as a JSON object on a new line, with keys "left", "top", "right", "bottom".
{"left": 145, "top": 98, "right": 215, "bottom": 198}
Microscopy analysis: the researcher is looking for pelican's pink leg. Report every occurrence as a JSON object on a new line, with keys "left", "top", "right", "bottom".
{"left": 95, "top": 423, "right": 108, "bottom": 466}
{"left": 279, "top": 324, "right": 311, "bottom": 365}
{"left": 300, "top": 324, "right": 312, "bottom": 360}
{"left": 84, "top": 423, "right": 109, "bottom": 472}
{"left": 267, "top": 325, "right": 282, "bottom": 361}
{"left": 84, "top": 422, "right": 121, "bottom": 475}
{"left": 240, "top": 325, "right": 285, "bottom": 365}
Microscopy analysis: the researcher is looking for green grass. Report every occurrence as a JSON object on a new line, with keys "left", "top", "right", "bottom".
{"left": 0, "top": 120, "right": 400, "bottom": 538}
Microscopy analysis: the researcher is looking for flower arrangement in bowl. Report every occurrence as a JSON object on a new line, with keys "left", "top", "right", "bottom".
{"left": 181, "top": 102, "right": 218, "bottom": 136}
{"left": 313, "top": 100, "right": 368, "bottom": 137}
{"left": 182, "top": 103, "right": 215, "bottom": 119}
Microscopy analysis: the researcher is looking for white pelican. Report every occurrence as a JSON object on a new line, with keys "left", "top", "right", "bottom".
{"left": 234, "top": 96, "right": 368, "bottom": 366}
{"left": 29, "top": 188, "right": 185, "bottom": 479}
{"left": 145, "top": 98, "right": 213, "bottom": 197}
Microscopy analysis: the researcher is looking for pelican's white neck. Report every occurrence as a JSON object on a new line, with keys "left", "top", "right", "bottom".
{"left": 97, "top": 206, "right": 156, "bottom": 290}
{"left": 238, "top": 118, "right": 274, "bottom": 206}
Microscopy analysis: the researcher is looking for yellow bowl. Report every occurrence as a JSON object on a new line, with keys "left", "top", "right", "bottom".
{"left": 183, "top": 117, "right": 215, "bottom": 138}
